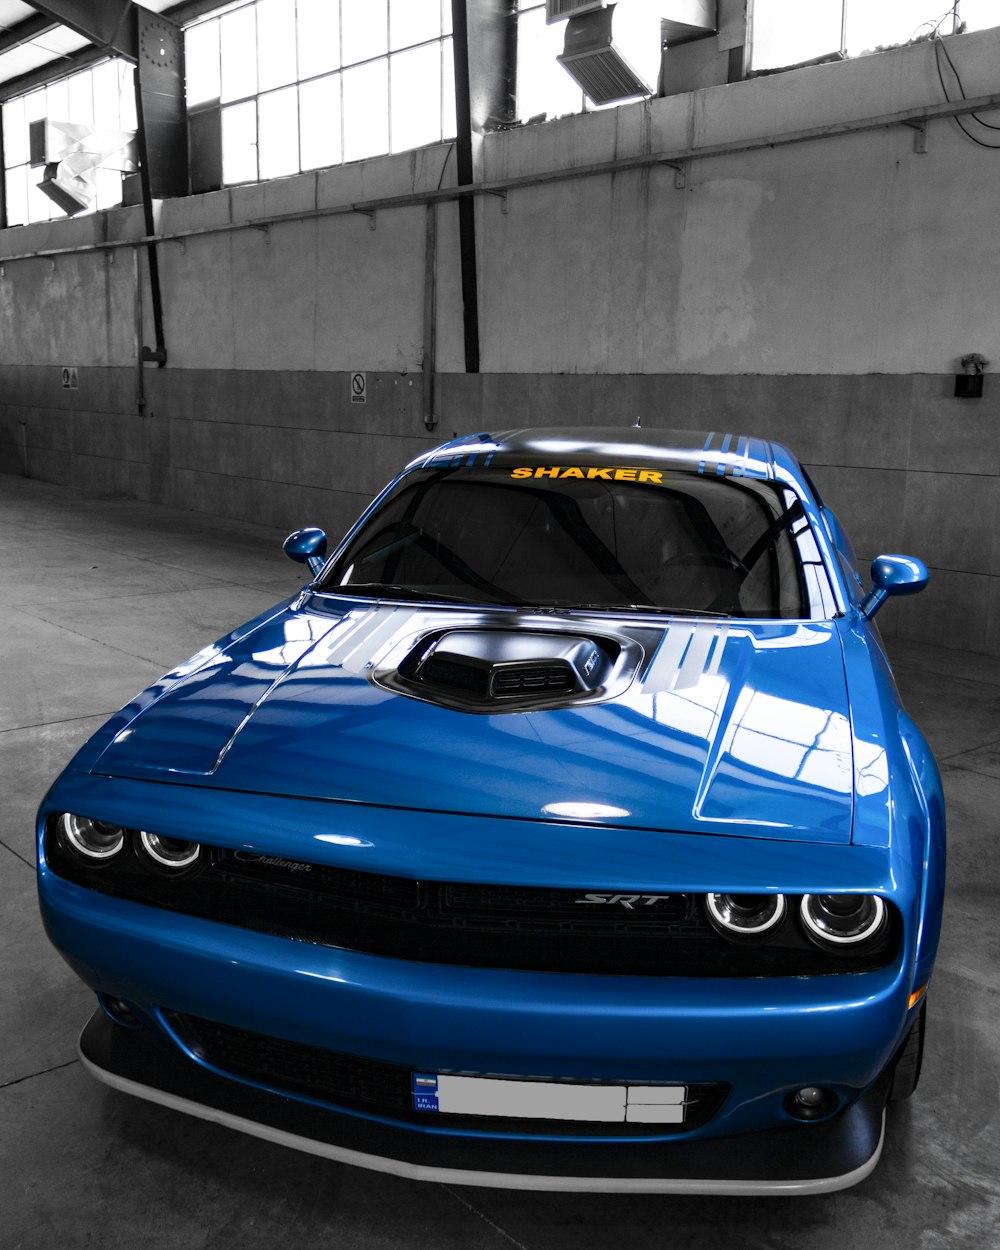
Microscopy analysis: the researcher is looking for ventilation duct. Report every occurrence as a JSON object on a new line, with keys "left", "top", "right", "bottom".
{"left": 555, "top": 2, "right": 716, "bottom": 105}
{"left": 546, "top": 0, "right": 607, "bottom": 20}
{"left": 34, "top": 119, "right": 137, "bottom": 216}
{"left": 660, "top": 1, "right": 717, "bottom": 47}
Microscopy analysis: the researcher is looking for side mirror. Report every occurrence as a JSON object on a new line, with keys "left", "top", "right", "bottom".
{"left": 283, "top": 527, "right": 328, "bottom": 577}
{"left": 859, "top": 554, "right": 929, "bottom": 620}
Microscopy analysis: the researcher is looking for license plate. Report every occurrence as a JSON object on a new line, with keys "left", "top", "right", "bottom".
{"left": 412, "top": 1073, "right": 686, "bottom": 1124}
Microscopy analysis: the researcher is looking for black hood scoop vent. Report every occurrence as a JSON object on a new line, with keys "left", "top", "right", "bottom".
{"left": 378, "top": 627, "right": 640, "bottom": 714}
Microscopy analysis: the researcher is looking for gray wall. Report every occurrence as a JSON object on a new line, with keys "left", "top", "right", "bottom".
{"left": 2, "top": 28, "right": 1000, "bottom": 653}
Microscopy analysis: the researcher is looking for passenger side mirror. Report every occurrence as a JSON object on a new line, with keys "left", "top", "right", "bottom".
{"left": 283, "top": 527, "right": 328, "bottom": 577}
{"left": 859, "top": 554, "right": 929, "bottom": 619}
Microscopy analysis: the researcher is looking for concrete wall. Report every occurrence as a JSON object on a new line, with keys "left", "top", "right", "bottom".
{"left": 2, "top": 28, "right": 1000, "bottom": 652}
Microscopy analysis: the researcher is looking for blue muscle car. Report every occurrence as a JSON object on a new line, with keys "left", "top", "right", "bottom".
{"left": 37, "top": 427, "right": 944, "bottom": 1194}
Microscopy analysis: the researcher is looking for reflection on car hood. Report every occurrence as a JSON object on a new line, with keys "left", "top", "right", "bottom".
{"left": 92, "top": 603, "right": 857, "bottom": 844}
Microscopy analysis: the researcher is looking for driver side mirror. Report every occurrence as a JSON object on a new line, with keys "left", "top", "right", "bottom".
{"left": 859, "top": 554, "right": 929, "bottom": 620}
{"left": 283, "top": 527, "right": 328, "bottom": 577}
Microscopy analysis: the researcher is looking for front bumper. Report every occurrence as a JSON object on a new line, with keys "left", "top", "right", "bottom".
{"left": 42, "top": 859, "right": 914, "bottom": 1192}
{"left": 80, "top": 1007, "right": 889, "bottom": 1195}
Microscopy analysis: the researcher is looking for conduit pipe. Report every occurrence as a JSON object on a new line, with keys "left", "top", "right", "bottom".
{"left": 0, "top": 90, "right": 998, "bottom": 267}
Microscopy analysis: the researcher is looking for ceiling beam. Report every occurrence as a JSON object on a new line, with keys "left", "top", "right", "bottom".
{"left": 23, "top": 1, "right": 136, "bottom": 60}
{"left": 0, "top": 12, "right": 59, "bottom": 54}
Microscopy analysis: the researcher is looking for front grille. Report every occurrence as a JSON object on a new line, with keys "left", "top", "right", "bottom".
{"left": 492, "top": 664, "right": 574, "bottom": 695}
{"left": 167, "top": 1010, "right": 729, "bottom": 1136}
{"left": 45, "top": 821, "right": 901, "bottom": 977}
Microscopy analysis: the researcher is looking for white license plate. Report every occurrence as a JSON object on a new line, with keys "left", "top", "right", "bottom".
{"left": 412, "top": 1074, "right": 686, "bottom": 1124}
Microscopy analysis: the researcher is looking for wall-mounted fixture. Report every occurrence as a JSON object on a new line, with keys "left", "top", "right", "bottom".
{"left": 32, "top": 119, "right": 137, "bottom": 216}
{"left": 550, "top": 1, "right": 716, "bottom": 105}
{"left": 955, "top": 352, "right": 988, "bottom": 399}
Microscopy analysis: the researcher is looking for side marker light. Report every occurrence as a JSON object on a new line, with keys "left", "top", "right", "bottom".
{"left": 908, "top": 983, "right": 928, "bottom": 1010}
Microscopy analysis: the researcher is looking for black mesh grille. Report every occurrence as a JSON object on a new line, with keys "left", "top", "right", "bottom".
{"left": 167, "top": 1010, "right": 729, "bottom": 1136}
{"left": 492, "top": 665, "right": 574, "bottom": 695}
{"left": 422, "top": 657, "right": 490, "bottom": 694}
{"left": 44, "top": 821, "right": 901, "bottom": 978}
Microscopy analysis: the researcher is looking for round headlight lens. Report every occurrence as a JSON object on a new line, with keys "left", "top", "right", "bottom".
{"left": 705, "top": 892, "right": 786, "bottom": 936}
{"left": 139, "top": 831, "right": 201, "bottom": 869}
{"left": 58, "top": 813, "right": 125, "bottom": 860}
{"left": 800, "top": 894, "right": 886, "bottom": 946}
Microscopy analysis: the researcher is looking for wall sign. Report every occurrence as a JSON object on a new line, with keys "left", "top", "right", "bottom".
{"left": 61, "top": 367, "right": 79, "bottom": 389}
{"left": 350, "top": 372, "right": 367, "bottom": 405}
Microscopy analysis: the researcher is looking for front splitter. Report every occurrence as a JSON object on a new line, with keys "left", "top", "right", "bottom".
{"left": 79, "top": 1008, "right": 887, "bottom": 1195}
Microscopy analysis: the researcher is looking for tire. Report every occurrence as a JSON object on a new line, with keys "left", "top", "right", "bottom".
{"left": 888, "top": 1000, "right": 926, "bottom": 1102}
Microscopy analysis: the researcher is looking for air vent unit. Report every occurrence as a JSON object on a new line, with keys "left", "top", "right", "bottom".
{"left": 557, "top": 3, "right": 664, "bottom": 105}
{"left": 546, "top": 0, "right": 607, "bottom": 23}
{"left": 383, "top": 628, "right": 629, "bottom": 714}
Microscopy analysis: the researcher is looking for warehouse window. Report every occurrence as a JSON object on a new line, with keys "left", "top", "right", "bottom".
{"left": 750, "top": 0, "right": 999, "bottom": 72}
{"left": 2, "top": 60, "right": 136, "bottom": 227}
{"left": 185, "top": 0, "right": 457, "bottom": 186}
{"left": 515, "top": 2, "right": 589, "bottom": 121}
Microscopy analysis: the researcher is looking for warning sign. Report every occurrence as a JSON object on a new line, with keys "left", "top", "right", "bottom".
{"left": 350, "top": 372, "right": 367, "bottom": 405}
{"left": 61, "top": 367, "right": 79, "bottom": 390}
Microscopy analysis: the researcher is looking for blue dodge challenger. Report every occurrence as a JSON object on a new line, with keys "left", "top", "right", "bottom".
{"left": 37, "top": 427, "right": 945, "bottom": 1194}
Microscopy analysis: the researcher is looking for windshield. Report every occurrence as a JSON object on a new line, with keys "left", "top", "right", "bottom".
{"left": 319, "top": 462, "right": 831, "bottom": 618}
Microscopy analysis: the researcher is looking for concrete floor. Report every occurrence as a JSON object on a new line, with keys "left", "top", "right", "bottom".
{"left": 2, "top": 473, "right": 998, "bottom": 1249}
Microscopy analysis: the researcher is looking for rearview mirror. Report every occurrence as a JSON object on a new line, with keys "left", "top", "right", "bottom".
{"left": 859, "top": 554, "right": 929, "bottom": 619}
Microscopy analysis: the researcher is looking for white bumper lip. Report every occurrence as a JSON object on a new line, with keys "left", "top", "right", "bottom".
{"left": 79, "top": 1045, "right": 885, "bottom": 1197}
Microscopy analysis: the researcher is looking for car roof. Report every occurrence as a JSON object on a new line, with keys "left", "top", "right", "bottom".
{"left": 418, "top": 427, "right": 803, "bottom": 486}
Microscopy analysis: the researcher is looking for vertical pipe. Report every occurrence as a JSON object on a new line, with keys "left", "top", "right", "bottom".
{"left": 450, "top": 0, "right": 480, "bottom": 374}
{"left": 422, "top": 203, "right": 438, "bottom": 430}
{"left": 134, "top": 245, "right": 145, "bottom": 413}
{"left": 133, "top": 62, "right": 167, "bottom": 365}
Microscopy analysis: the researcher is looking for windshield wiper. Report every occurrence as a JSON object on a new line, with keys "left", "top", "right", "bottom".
{"left": 327, "top": 582, "right": 488, "bottom": 605}
{"left": 524, "top": 601, "right": 732, "bottom": 618}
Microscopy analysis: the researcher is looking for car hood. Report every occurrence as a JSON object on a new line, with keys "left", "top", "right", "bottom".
{"left": 91, "top": 602, "right": 856, "bottom": 844}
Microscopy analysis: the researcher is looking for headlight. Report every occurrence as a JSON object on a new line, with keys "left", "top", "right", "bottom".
{"left": 139, "top": 831, "right": 201, "bottom": 869}
{"left": 58, "top": 813, "right": 125, "bottom": 860}
{"left": 800, "top": 894, "right": 886, "bottom": 946}
{"left": 705, "top": 892, "right": 786, "bottom": 936}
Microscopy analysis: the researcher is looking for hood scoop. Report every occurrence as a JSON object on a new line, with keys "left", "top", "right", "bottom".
{"left": 379, "top": 627, "right": 640, "bottom": 713}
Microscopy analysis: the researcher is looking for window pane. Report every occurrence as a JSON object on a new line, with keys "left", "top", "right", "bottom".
{"left": 23, "top": 90, "right": 46, "bottom": 125}
{"left": 257, "top": 0, "right": 298, "bottom": 91}
{"left": 46, "top": 78, "right": 69, "bottom": 124}
{"left": 516, "top": 8, "right": 585, "bottom": 121}
{"left": 390, "top": 43, "right": 441, "bottom": 152}
{"left": 390, "top": 0, "right": 441, "bottom": 51}
{"left": 221, "top": 5, "right": 258, "bottom": 103}
{"left": 94, "top": 165, "right": 122, "bottom": 211}
{"left": 300, "top": 74, "right": 342, "bottom": 169}
{"left": 92, "top": 60, "right": 122, "bottom": 129}
{"left": 258, "top": 85, "right": 299, "bottom": 178}
{"left": 3, "top": 97, "right": 26, "bottom": 167}
{"left": 5, "top": 166, "right": 28, "bottom": 226}
{"left": 186, "top": 20, "right": 221, "bottom": 105}
{"left": 845, "top": 0, "right": 930, "bottom": 55}
{"left": 442, "top": 36, "right": 456, "bottom": 138}
{"left": 68, "top": 69, "right": 95, "bottom": 127}
{"left": 342, "top": 0, "right": 387, "bottom": 66}
{"left": 118, "top": 61, "right": 137, "bottom": 132}
{"left": 298, "top": 0, "right": 341, "bottom": 79}
{"left": 750, "top": 0, "right": 842, "bottom": 69}
{"left": 222, "top": 99, "right": 258, "bottom": 182}
{"left": 343, "top": 58, "right": 388, "bottom": 161}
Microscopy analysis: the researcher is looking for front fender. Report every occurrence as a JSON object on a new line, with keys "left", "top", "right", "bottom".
{"left": 898, "top": 712, "right": 946, "bottom": 993}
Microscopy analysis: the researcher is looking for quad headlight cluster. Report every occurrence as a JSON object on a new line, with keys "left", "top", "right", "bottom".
{"left": 55, "top": 813, "right": 201, "bottom": 871}
{"left": 705, "top": 891, "right": 887, "bottom": 950}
